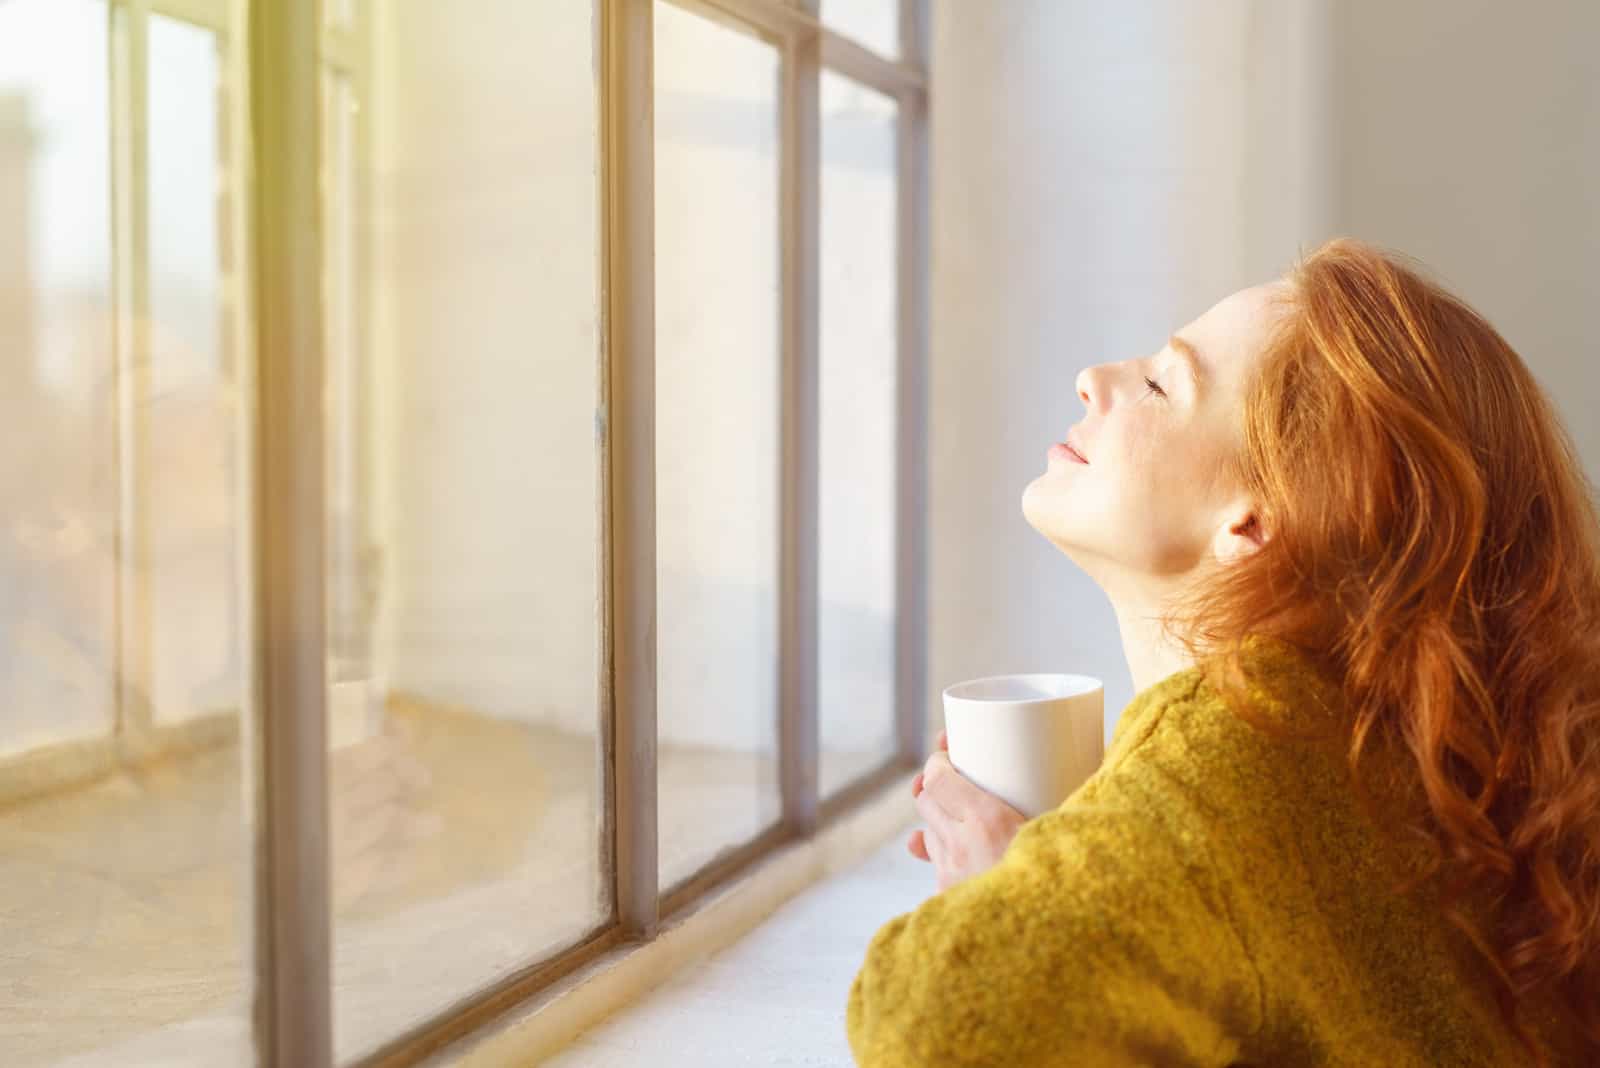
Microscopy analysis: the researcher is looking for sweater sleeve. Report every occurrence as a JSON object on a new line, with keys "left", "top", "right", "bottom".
{"left": 846, "top": 722, "right": 1265, "bottom": 1067}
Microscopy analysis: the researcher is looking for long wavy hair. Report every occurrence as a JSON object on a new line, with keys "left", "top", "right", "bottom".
{"left": 1165, "top": 238, "right": 1600, "bottom": 1062}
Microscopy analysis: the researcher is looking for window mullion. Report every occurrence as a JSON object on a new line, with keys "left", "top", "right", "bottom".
{"left": 895, "top": 0, "right": 930, "bottom": 766}
{"left": 148, "top": 0, "right": 228, "bottom": 33}
{"left": 604, "top": 0, "right": 661, "bottom": 941}
{"left": 248, "top": 0, "right": 334, "bottom": 1064}
{"left": 779, "top": 8, "right": 822, "bottom": 836}
{"left": 109, "top": 0, "right": 155, "bottom": 757}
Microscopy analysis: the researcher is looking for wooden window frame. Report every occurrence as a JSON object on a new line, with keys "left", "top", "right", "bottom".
{"left": 245, "top": 0, "right": 931, "bottom": 1064}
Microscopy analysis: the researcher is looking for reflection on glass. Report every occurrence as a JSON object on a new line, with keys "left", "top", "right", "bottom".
{"left": 323, "top": 71, "right": 365, "bottom": 677}
{"left": 327, "top": 0, "right": 357, "bottom": 31}
{"left": 0, "top": 3, "right": 253, "bottom": 1063}
{"left": 821, "top": 0, "right": 900, "bottom": 58}
{"left": 819, "top": 72, "right": 899, "bottom": 797}
{"left": 654, "top": 2, "right": 783, "bottom": 889}
{"left": 147, "top": 15, "right": 237, "bottom": 726}
{"left": 328, "top": 3, "right": 607, "bottom": 1059}
{"left": 0, "top": 0, "right": 115, "bottom": 752}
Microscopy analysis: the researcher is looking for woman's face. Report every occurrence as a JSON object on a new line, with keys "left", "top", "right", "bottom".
{"left": 1022, "top": 281, "right": 1291, "bottom": 583}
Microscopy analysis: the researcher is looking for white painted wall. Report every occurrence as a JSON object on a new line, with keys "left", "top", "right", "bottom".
{"left": 927, "top": 0, "right": 1337, "bottom": 743}
{"left": 1331, "top": 0, "right": 1600, "bottom": 469}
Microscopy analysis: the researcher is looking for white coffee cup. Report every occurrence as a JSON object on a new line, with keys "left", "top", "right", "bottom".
{"left": 940, "top": 673, "right": 1105, "bottom": 819}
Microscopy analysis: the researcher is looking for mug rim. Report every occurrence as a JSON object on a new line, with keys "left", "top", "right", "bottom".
{"left": 942, "top": 671, "right": 1103, "bottom": 703}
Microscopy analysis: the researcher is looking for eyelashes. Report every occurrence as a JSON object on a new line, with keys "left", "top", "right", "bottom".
{"left": 1143, "top": 376, "right": 1166, "bottom": 398}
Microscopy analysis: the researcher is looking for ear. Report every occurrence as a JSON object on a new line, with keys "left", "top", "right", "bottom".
{"left": 1213, "top": 505, "right": 1269, "bottom": 564}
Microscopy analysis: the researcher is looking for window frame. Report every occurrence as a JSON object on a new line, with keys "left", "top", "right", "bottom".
{"left": 249, "top": 0, "right": 929, "bottom": 1064}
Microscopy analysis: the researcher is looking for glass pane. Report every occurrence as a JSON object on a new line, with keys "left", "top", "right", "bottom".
{"left": 327, "top": 0, "right": 357, "bottom": 31}
{"left": 148, "top": 16, "right": 237, "bottom": 728}
{"left": 818, "top": 73, "right": 899, "bottom": 798}
{"left": 821, "top": 0, "right": 900, "bottom": 59}
{"left": 654, "top": 3, "right": 782, "bottom": 889}
{"left": 329, "top": 3, "right": 607, "bottom": 1059}
{"left": 0, "top": 0, "right": 115, "bottom": 753}
{"left": 0, "top": 4, "right": 255, "bottom": 1064}
{"left": 323, "top": 71, "right": 364, "bottom": 677}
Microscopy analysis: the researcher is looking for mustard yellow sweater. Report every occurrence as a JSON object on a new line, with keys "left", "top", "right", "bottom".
{"left": 847, "top": 635, "right": 1580, "bottom": 1066}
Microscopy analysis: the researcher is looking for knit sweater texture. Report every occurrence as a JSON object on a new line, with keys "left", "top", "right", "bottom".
{"left": 846, "top": 634, "right": 1582, "bottom": 1066}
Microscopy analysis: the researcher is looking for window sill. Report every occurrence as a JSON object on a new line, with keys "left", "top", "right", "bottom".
{"left": 433, "top": 771, "right": 924, "bottom": 1066}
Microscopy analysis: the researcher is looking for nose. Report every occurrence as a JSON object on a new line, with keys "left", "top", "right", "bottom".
{"left": 1075, "top": 364, "right": 1106, "bottom": 413}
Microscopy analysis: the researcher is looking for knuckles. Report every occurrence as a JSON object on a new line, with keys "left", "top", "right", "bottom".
{"left": 974, "top": 805, "right": 1020, "bottom": 847}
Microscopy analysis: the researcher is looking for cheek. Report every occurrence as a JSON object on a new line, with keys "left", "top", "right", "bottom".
{"left": 1021, "top": 413, "right": 1222, "bottom": 572}
{"left": 1123, "top": 432, "right": 1234, "bottom": 564}
{"left": 1090, "top": 410, "right": 1172, "bottom": 498}
{"left": 1118, "top": 426, "right": 1210, "bottom": 514}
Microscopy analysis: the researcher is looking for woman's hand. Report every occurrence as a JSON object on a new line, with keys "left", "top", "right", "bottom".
{"left": 907, "top": 728, "right": 1028, "bottom": 892}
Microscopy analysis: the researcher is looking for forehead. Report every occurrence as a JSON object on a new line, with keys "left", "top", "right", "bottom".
{"left": 1180, "top": 281, "right": 1292, "bottom": 381}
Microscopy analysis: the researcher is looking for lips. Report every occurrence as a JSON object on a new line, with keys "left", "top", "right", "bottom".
{"left": 1064, "top": 430, "right": 1089, "bottom": 464}
{"left": 1049, "top": 441, "right": 1088, "bottom": 465}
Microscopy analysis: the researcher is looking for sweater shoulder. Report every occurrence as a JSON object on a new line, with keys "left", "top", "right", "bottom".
{"left": 1087, "top": 642, "right": 1353, "bottom": 828}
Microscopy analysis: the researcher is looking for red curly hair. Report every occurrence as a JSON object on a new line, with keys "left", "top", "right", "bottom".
{"left": 1166, "top": 237, "right": 1600, "bottom": 1062}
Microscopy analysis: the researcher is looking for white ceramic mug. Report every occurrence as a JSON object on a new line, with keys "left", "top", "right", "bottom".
{"left": 940, "top": 672, "right": 1105, "bottom": 819}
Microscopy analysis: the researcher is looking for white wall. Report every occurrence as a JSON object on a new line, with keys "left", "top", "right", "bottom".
{"left": 928, "top": 0, "right": 1336, "bottom": 742}
{"left": 1331, "top": 0, "right": 1600, "bottom": 469}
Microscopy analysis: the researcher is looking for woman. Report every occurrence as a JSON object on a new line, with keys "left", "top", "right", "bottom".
{"left": 847, "top": 238, "right": 1599, "bottom": 1066}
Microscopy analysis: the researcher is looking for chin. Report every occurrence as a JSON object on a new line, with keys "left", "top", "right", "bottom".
{"left": 1021, "top": 486, "right": 1076, "bottom": 554}
{"left": 1024, "top": 485, "right": 1124, "bottom": 574}
{"left": 1020, "top": 475, "right": 1051, "bottom": 535}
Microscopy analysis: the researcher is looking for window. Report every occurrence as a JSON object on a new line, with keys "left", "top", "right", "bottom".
{"left": 145, "top": 14, "right": 239, "bottom": 733}
{"left": 654, "top": 0, "right": 784, "bottom": 892}
{"left": 325, "top": 2, "right": 609, "bottom": 1059}
{"left": 1, "top": 1, "right": 255, "bottom": 1064}
{"left": 821, "top": 0, "right": 901, "bottom": 59}
{"left": 0, "top": 1, "right": 927, "bottom": 1064}
{"left": 819, "top": 70, "right": 901, "bottom": 799}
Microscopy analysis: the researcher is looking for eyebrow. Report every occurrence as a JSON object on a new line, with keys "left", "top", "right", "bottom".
{"left": 1167, "top": 333, "right": 1208, "bottom": 392}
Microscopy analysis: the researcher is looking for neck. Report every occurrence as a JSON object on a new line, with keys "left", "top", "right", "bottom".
{"left": 1108, "top": 585, "right": 1196, "bottom": 695}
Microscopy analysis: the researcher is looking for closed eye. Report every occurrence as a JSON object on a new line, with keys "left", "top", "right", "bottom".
{"left": 1143, "top": 376, "right": 1166, "bottom": 398}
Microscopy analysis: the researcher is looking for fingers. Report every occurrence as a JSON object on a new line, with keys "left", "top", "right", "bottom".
{"left": 909, "top": 734, "right": 954, "bottom": 870}
{"left": 914, "top": 776, "right": 961, "bottom": 841}
{"left": 910, "top": 734, "right": 948, "bottom": 799}
{"left": 920, "top": 750, "right": 986, "bottom": 820}
{"left": 922, "top": 821, "right": 949, "bottom": 880}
